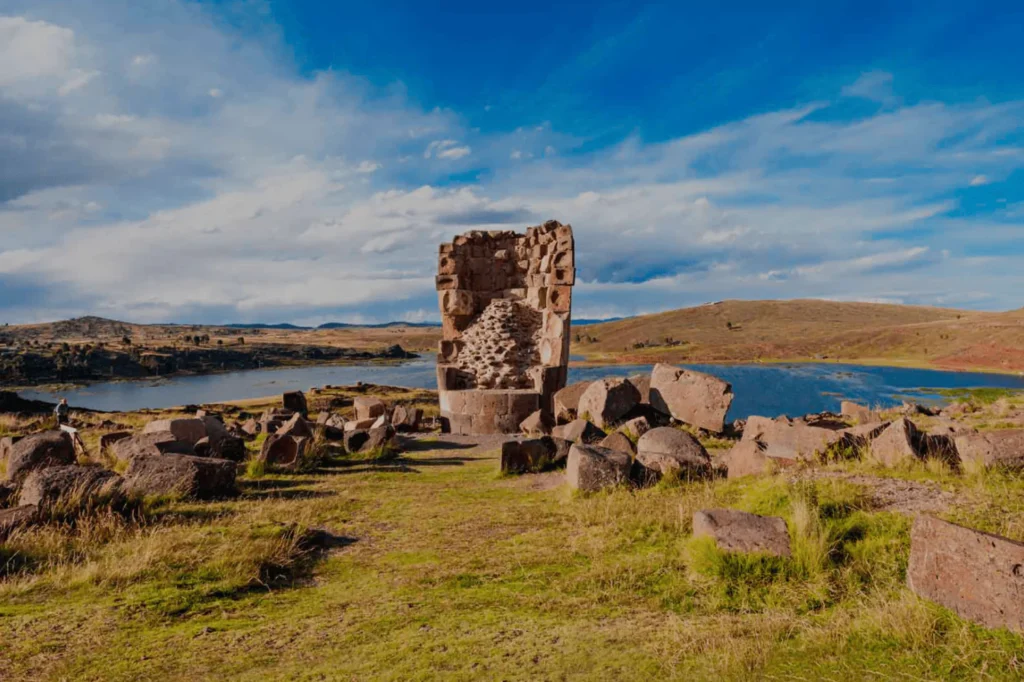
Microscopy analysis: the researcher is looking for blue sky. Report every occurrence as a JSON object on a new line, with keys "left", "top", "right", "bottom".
{"left": 0, "top": 0, "right": 1022, "bottom": 325}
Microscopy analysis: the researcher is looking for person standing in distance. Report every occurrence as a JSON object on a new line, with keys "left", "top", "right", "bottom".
{"left": 54, "top": 397, "right": 70, "bottom": 426}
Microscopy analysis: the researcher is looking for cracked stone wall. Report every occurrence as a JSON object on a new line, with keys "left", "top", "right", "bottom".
{"left": 436, "top": 220, "right": 575, "bottom": 435}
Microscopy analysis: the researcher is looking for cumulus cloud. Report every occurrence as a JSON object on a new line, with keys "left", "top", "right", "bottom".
{"left": 0, "top": 3, "right": 1023, "bottom": 325}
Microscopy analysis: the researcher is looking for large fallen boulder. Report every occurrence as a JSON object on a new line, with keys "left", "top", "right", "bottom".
{"left": 627, "top": 374, "right": 651, "bottom": 404}
{"left": 18, "top": 465, "right": 124, "bottom": 511}
{"left": 111, "top": 432, "right": 194, "bottom": 463}
{"left": 908, "top": 515, "right": 1024, "bottom": 632}
{"left": 283, "top": 390, "right": 308, "bottom": 415}
{"left": 500, "top": 438, "right": 561, "bottom": 474}
{"left": 577, "top": 378, "right": 640, "bottom": 429}
{"left": 692, "top": 509, "right": 791, "bottom": 557}
{"left": 277, "top": 413, "right": 313, "bottom": 439}
{"left": 869, "top": 417, "right": 923, "bottom": 467}
{"left": 649, "top": 364, "right": 733, "bottom": 433}
{"left": 635, "top": 427, "right": 711, "bottom": 483}
{"left": 5, "top": 431, "right": 76, "bottom": 484}
{"left": 599, "top": 431, "right": 636, "bottom": 455}
{"left": 123, "top": 455, "right": 237, "bottom": 500}
{"left": 391, "top": 406, "right": 422, "bottom": 432}
{"left": 619, "top": 416, "right": 650, "bottom": 440}
{"left": 566, "top": 444, "right": 632, "bottom": 492}
{"left": 260, "top": 434, "right": 308, "bottom": 468}
{"left": 553, "top": 382, "right": 591, "bottom": 423}
{"left": 354, "top": 396, "right": 387, "bottom": 421}
{"left": 721, "top": 439, "right": 771, "bottom": 479}
{"left": 551, "top": 419, "right": 606, "bottom": 444}
{"left": 142, "top": 418, "right": 208, "bottom": 446}
{"left": 742, "top": 416, "right": 850, "bottom": 463}
{"left": 344, "top": 425, "right": 396, "bottom": 456}
{"left": 954, "top": 430, "right": 1024, "bottom": 470}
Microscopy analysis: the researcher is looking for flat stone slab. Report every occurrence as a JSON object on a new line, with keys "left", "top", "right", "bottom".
{"left": 692, "top": 508, "right": 791, "bottom": 557}
{"left": 908, "top": 515, "right": 1024, "bottom": 632}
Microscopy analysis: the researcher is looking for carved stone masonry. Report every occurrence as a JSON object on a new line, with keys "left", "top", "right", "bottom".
{"left": 436, "top": 220, "right": 576, "bottom": 435}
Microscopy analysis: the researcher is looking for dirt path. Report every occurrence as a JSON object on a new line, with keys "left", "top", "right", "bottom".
{"left": 796, "top": 470, "right": 959, "bottom": 514}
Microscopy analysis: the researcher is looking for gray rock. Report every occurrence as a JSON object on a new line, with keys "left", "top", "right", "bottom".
{"left": 599, "top": 431, "right": 636, "bottom": 455}
{"left": 553, "top": 382, "right": 591, "bottom": 423}
{"left": 500, "top": 438, "right": 560, "bottom": 474}
{"left": 635, "top": 427, "right": 711, "bottom": 483}
{"left": 577, "top": 378, "right": 640, "bottom": 429}
{"left": 123, "top": 455, "right": 237, "bottom": 500}
{"left": 908, "top": 515, "right": 1024, "bottom": 632}
{"left": 5, "top": 431, "right": 76, "bottom": 484}
{"left": 955, "top": 430, "right": 1024, "bottom": 470}
{"left": 566, "top": 444, "right": 632, "bottom": 492}
{"left": 551, "top": 419, "right": 606, "bottom": 444}
{"left": 18, "top": 465, "right": 123, "bottom": 510}
{"left": 692, "top": 508, "right": 791, "bottom": 557}
{"left": 649, "top": 363, "right": 733, "bottom": 433}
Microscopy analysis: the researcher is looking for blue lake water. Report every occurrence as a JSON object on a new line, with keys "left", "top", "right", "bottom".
{"left": 18, "top": 354, "right": 1024, "bottom": 420}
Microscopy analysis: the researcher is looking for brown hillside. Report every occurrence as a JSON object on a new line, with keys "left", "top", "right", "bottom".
{"left": 574, "top": 299, "right": 1024, "bottom": 373}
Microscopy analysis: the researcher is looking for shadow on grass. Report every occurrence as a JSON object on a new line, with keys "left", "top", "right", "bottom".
{"left": 398, "top": 438, "right": 480, "bottom": 453}
{"left": 242, "top": 488, "right": 338, "bottom": 501}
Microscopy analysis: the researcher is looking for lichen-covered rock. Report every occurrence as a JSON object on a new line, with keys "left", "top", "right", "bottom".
{"left": 742, "top": 416, "right": 851, "bottom": 463}
{"left": 5, "top": 431, "right": 76, "bottom": 484}
{"left": 598, "top": 431, "right": 635, "bottom": 455}
{"left": 123, "top": 455, "right": 237, "bottom": 500}
{"left": 649, "top": 364, "right": 733, "bottom": 433}
{"left": 566, "top": 444, "right": 632, "bottom": 492}
{"left": 577, "top": 378, "right": 640, "bottom": 429}
{"left": 908, "top": 515, "right": 1024, "bottom": 631}
{"left": 635, "top": 427, "right": 711, "bottom": 483}
{"left": 18, "top": 465, "right": 124, "bottom": 510}
{"left": 692, "top": 508, "right": 791, "bottom": 557}
{"left": 954, "top": 429, "right": 1024, "bottom": 470}
{"left": 870, "top": 417, "right": 922, "bottom": 466}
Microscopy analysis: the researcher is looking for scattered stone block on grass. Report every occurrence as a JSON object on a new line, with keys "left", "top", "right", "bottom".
{"left": 870, "top": 417, "right": 922, "bottom": 467}
{"left": 649, "top": 363, "right": 733, "bottom": 433}
{"left": 142, "top": 418, "right": 208, "bottom": 447}
{"left": 634, "top": 427, "right": 711, "bottom": 483}
{"left": 954, "top": 429, "right": 1024, "bottom": 470}
{"left": 123, "top": 455, "right": 237, "bottom": 500}
{"left": 391, "top": 406, "right": 422, "bottom": 432}
{"left": 692, "top": 508, "right": 791, "bottom": 557}
{"left": 501, "top": 437, "right": 560, "bottom": 474}
{"left": 721, "top": 439, "right": 771, "bottom": 479}
{"left": 5, "top": 431, "right": 76, "bottom": 484}
{"left": 18, "top": 465, "right": 124, "bottom": 510}
{"left": 283, "top": 390, "right": 308, "bottom": 415}
{"left": 566, "top": 444, "right": 632, "bottom": 492}
{"left": 907, "top": 514, "right": 1024, "bottom": 632}
{"left": 260, "top": 434, "right": 308, "bottom": 468}
{"left": 577, "top": 378, "right": 640, "bottom": 429}
{"left": 354, "top": 396, "right": 387, "bottom": 421}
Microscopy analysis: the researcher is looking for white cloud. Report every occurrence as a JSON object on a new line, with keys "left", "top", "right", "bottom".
{"left": 424, "top": 139, "right": 470, "bottom": 160}
{"left": 969, "top": 174, "right": 990, "bottom": 186}
{"left": 208, "top": 88, "right": 223, "bottom": 98}
{"left": 1, "top": 3, "right": 1023, "bottom": 325}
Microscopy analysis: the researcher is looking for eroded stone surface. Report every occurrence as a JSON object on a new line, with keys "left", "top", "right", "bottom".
{"left": 908, "top": 515, "right": 1024, "bottom": 632}
{"left": 566, "top": 443, "right": 631, "bottom": 492}
{"left": 577, "top": 378, "right": 640, "bottom": 429}
{"left": 649, "top": 364, "right": 733, "bottom": 433}
{"left": 692, "top": 508, "right": 791, "bottom": 557}
{"left": 955, "top": 430, "right": 1024, "bottom": 470}
{"left": 635, "top": 427, "right": 711, "bottom": 483}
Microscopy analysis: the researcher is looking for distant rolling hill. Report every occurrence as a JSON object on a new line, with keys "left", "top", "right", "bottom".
{"left": 573, "top": 299, "right": 1024, "bottom": 373}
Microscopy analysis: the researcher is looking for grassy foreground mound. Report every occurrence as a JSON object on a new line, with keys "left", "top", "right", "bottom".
{"left": 2, "top": 428, "right": 1024, "bottom": 679}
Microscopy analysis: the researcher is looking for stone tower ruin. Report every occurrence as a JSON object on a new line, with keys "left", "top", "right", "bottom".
{"left": 435, "top": 220, "right": 575, "bottom": 435}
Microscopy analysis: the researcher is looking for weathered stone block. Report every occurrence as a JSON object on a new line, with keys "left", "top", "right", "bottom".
{"left": 566, "top": 444, "right": 631, "bottom": 492}
{"left": 908, "top": 515, "right": 1024, "bottom": 631}
{"left": 692, "top": 509, "right": 791, "bottom": 557}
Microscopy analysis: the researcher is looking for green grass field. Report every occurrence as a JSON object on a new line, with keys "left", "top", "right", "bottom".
{"left": 3, "top": 435, "right": 1024, "bottom": 681}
